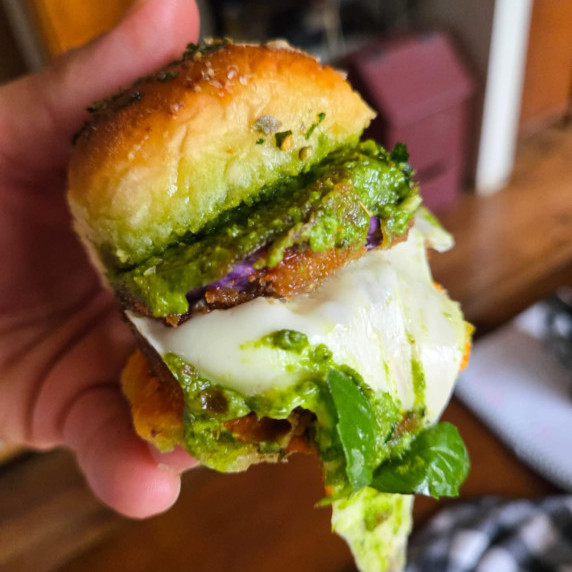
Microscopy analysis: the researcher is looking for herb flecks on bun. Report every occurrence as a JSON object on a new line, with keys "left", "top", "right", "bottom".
{"left": 68, "top": 39, "right": 375, "bottom": 270}
{"left": 68, "top": 39, "right": 471, "bottom": 572}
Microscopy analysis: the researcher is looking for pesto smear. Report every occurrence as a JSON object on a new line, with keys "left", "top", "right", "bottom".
{"left": 111, "top": 141, "right": 418, "bottom": 317}
{"left": 164, "top": 336, "right": 467, "bottom": 571}
{"left": 163, "top": 330, "right": 468, "bottom": 497}
{"left": 163, "top": 332, "right": 418, "bottom": 489}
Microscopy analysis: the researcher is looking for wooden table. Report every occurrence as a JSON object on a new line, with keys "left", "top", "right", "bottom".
{"left": 1, "top": 125, "right": 571, "bottom": 572}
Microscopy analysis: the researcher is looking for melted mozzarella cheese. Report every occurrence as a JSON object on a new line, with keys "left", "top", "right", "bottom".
{"left": 128, "top": 222, "right": 466, "bottom": 422}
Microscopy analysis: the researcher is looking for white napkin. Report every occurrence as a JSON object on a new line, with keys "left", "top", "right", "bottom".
{"left": 455, "top": 303, "right": 572, "bottom": 491}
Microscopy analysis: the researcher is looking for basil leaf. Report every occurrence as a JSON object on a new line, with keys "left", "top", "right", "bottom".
{"left": 390, "top": 142, "right": 409, "bottom": 163}
{"left": 371, "top": 422, "right": 469, "bottom": 498}
{"left": 327, "top": 369, "right": 377, "bottom": 491}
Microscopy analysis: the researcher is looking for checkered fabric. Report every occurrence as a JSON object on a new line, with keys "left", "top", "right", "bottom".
{"left": 406, "top": 496, "right": 572, "bottom": 572}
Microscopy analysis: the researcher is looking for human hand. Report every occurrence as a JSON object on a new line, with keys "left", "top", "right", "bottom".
{"left": 0, "top": 0, "right": 200, "bottom": 518}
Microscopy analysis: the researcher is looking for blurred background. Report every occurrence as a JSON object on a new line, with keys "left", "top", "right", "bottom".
{"left": 0, "top": 1, "right": 571, "bottom": 571}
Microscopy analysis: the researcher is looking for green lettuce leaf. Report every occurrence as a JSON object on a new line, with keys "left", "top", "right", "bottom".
{"left": 332, "top": 490, "right": 413, "bottom": 572}
{"left": 371, "top": 422, "right": 469, "bottom": 498}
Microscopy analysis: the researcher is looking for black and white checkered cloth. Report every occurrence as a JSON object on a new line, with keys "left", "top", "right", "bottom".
{"left": 406, "top": 496, "right": 572, "bottom": 572}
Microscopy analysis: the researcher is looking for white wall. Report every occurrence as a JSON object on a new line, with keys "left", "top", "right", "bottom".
{"left": 475, "top": 0, "right": 533, "bottom": 194}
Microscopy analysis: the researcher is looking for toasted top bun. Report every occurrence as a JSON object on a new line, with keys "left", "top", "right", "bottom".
{"left": 68, "top": 40, "right": 374, "bottom": 271}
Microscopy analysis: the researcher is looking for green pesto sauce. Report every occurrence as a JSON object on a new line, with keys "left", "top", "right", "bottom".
{"left": 163, "top": 351, "right": 334, "bottom": 472}
{"left": 111, "top": 140, "right": 417, "bottom": 317}
{"left": 182, "top": 38, "right": 232, "bottom": 60}
{"left": 164, "top": 331, "right": 421, "bottom": 488}
{"left": 410, "top": 358, "right": 427, "bottom": 412}
{"left": 266, "top": 329, "right": 310, "bottom": 353}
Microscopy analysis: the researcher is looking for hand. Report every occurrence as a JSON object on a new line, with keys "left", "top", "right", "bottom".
{"left": 0, "top": 0, "right": 200, "bottom": 518}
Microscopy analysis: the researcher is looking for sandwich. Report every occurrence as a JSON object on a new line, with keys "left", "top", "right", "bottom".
{"left": 68, "top": 39, "right": 471, "bottom": 572}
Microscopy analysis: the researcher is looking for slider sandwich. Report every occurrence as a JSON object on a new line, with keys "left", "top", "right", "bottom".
{"left": 68, "top": 39, "right": 471, "bottom": 572}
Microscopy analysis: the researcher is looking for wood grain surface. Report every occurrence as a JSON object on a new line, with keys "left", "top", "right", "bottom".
{"left": 1, "top": 124, "right": 571, "bottom": 571}
{"left": 432, "top": 123, "right": 572, "bottom": 335}
{"left": 519, "top": 0, "right": 572, "bottom": 132}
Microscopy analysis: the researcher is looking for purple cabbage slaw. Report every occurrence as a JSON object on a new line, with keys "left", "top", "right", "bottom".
{"left": 186, "top": 216, "right": 382, "bottom": 304}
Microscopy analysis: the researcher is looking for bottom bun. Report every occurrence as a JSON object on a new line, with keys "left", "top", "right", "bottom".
{"left": 121, "top": 350, "right": 185, "bottom": 452}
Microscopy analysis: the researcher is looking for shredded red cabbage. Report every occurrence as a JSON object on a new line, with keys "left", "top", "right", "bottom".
{"left": 186, "top": 217, "right": 381, "bottom": 303}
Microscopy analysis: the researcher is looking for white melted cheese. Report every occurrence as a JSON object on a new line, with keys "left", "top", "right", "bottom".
{"left": 128, "top": 221, "right": 466, "bottom": 423}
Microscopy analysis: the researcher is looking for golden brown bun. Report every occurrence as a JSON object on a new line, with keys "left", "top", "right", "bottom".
{"left": 68, "top": 40, "right": 374, "bottom": 270}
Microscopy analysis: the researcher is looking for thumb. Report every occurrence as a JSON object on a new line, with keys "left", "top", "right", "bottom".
{"left": 0, "top": 0, "right": 200, "bottom": 181}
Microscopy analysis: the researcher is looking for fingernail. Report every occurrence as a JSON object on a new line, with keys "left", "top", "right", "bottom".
{"left": 157, "top": 462, "right": 177, "bottom": 473}
{"left": 148, "top": 443, "right": 199, "bottom": 473}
